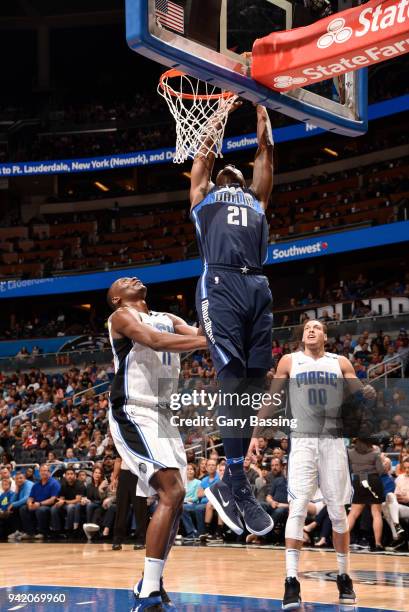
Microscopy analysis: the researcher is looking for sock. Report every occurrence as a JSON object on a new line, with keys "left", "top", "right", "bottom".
{"left": 286, "top": 548, "right": 300, "bottom": 579}
{"left": 204, "top": 522, "right": 211, "bottom": 534}
{"left": 227, "top": 456, "right": 248, "bottom": 491}
{"left": 336, "top": 552, "right": 350, "bottom": 576}
{"left": 138, "top": 557, "right": 164, "bottom": 597}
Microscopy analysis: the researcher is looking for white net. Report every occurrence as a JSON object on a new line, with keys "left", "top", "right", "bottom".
{"left": 158, "top": 70, "right": 238, "bottom": 164}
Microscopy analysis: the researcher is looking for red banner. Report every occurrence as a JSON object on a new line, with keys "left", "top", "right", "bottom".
{"left": 251, "top": 0, "right": 409, "bottom": 92}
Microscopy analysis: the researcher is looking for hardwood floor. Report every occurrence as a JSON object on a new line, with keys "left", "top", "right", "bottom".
{"left": 1, "top": 544, "right": 408, "bottom": 610}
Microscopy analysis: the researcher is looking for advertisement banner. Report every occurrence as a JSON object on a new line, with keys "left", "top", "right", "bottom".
{"left": 0, "top": 95, "right": 407, "bottom": 177}
{"left": 0, "top": 221, "right": 408, "bottom": 299}
{"left": 252, "top": 0, "right": 409, "bottom": 92}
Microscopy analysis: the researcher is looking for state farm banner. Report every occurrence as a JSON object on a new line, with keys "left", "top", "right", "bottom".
{"left": 251, "top": 0, "right": 409, "bottom": 92}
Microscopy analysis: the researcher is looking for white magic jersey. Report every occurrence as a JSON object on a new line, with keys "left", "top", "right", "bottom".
{"left": 289, "top": 351, "right": 344, "bottom": 436}
{"left": 108, "top": 309, "right": 181, "bottom": 408}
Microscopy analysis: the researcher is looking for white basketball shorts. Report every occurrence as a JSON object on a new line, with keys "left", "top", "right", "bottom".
{"left": 287, "top": 436, "right": 353, "bottom": 506}
{"left": 109, "top": 402, "right": 187, "bottom": 497}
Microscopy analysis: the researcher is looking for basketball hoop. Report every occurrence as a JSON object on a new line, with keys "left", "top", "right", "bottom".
{"left": 158, "top": 69, "right": 238, "bottom": 164}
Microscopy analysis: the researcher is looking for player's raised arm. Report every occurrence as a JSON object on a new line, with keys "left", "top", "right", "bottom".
{"left": 250, "top": 105, "right": 274, "bottom": 209}
{"left": 111, "top": 308, "right": 207, "bottom": 352}
{"left": 190, "top": 99, "right": 242, "bottom": 208}
{"left": 190, "top": 148, "right": 216, "bottom": 209}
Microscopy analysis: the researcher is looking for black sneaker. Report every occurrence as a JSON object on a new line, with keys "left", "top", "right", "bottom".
{"left": 336, "top": 573, "right": 356, "bottom": 605}
{"left": 395, "top": 524, "right": 405, "bottom": 538}
{"left": 370, "top": 544, "right": 385, "bottom": 552}
{"left": 234, "top": 484, "right": 274, "bottom": 536}
{"left": 205, "top": 481, "right": 244, "bottom": 535}
{"left": 387, "top": 539, "right": 407, "bottom": 552}
{"left": 199, "top": 532, "right": 223, "bottom": 543}
{"left": 112, "top": 542, "right": 122, "bottom": 551}
{"left": 355, "top": 538, "right": 370, "bottom": 550}
{"left": 282, "top": 577, "right": 301, "bottom": 610}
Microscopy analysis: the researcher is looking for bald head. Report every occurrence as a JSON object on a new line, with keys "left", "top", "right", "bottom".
{"left": 107, "top": 277, "right": 147, "bottom": 311}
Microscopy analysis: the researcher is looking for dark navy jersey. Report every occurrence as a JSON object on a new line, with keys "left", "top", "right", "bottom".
{"left": 191, "top": 185, "right": 269, "bottom": 269}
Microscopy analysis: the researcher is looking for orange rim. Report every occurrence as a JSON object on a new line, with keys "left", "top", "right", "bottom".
{"left": 159, "top": 68, "right": 235, "bottom": 101}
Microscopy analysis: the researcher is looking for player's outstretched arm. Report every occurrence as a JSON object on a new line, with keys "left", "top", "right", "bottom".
{"left": 250, "top": 105, "right": 274, "bottom": 209}
{"left": 111, "top": 308, "right": 208, "bottom": 353}
{"left": 190, "top": 151, "right": 216, "bottom": 209}
{"left": 190, "top": 99, "right": 242, "bottom": 209}
{"left": 166, "top": 313, "right": 202, "bottom": 337}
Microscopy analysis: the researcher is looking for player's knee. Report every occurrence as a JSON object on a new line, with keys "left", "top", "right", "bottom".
{"left": 327, "top": 505, "right": 348, "bottom": 534}
{"left": 285, "top": 498, "right": 309, "bottom": 541}
{"left": 161, "top": 483, "right": 185, "bottom": 510}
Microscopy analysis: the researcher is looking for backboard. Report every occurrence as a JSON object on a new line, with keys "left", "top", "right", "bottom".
{"left": 126, "top": 0, "right": 368, "bottom": 136}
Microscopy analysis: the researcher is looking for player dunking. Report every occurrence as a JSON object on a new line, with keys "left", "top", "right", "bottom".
{"left": 250, "top": 320, "right": 376, "bottom": 609}
{"left": 190, "top": 104, "right": 274, "bottom": 536}
{"left": 106, "top": 277, "right": 207, "bottom": 612}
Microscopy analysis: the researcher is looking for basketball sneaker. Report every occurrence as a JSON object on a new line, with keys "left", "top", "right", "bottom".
{"left": 131, "top": 592, "right": 164, "bottom": 611}
{"left": 135, "top": 578, "right": 175, "bottom": 610}
{"left": 205, "top": 481, "right": 244, "bottom": 535}
{"left": 234, "top": 484, "right": 274, "bottom": 536}
{"left": 282, "top": 577, "right": 301, "bottom": 610}
{"left": 336, "top": 573, "right": 356, "bottom": 605}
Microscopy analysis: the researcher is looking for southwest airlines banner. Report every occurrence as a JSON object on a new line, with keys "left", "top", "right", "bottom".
{"left": 0, "top": 95, "right": 408, "bottom": 177}
{"left": 1, "top": 221, "right": 408, "bottom": 299}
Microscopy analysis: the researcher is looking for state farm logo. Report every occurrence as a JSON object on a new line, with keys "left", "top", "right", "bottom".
{"left": 273, "top": 75, "right": 307, "bottom": 89}
{"left": 317, "top": 17, "right": 353, "bottom": 49}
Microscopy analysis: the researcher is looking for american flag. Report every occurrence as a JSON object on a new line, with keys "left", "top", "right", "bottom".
{"left": 155, "top": 0, "right": 184, "bottom": 34}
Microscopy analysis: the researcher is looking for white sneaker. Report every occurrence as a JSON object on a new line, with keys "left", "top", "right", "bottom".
{"left": 7, "top": 531, "right": 21, "bottom": 541}
{"left": 19, "top": 533, "right": 34, "bottom": 540}
{"left": 83, "top": 523, "right": 99, "bottom": 541}
{"left": 34, "top": 533, "right": 44, "bottom": 540}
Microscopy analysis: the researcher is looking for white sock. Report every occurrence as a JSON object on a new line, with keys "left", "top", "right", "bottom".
{"left": 138, "top": 558, "right": 165, "bottom": 598}
{"left": 286, "top": 548, "right": 300, "bottom": 579}
{"left": 336, "top": 552, "right": 349, "bottom": 576}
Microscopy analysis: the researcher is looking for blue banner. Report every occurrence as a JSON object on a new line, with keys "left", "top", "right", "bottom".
{"left": 0, "top": 95, "right": 408, "bottom": 177}
{"left": 1, "top": 221, "right": 408, "bottom": 299}
{"left": 0, "top": 337, "right": 79, "bottom": 358}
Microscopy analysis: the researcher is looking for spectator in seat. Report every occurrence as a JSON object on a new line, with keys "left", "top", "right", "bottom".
{"left": 255, "top": 461, "right": 272, "bottom": 502}
{"left": 197, "top": 458, "right": 207, "bottom": 480}
{"left": 20, "top": 464, "right": 60, "bottom": 540}
{"left": 0, "top": 477, "right": 14, "bottom": 539}
{"left": 50, "top": 467, "right": 85, "bottom": 537}
{"left": 386, "top": 434, "right": 405, "bottom": 454}
{"left": 243, "top": 455, "right": 258, "bottom": 487}
{"left": 194, "top": 459, "right": 220, "bottom": 535}
{"left": 265, "top": 458, "right": 289, "bottom": 537}
{"left": 0, "top": 467, "right": 15, "bottom": 493}
{"left": 180, "top": 463, "right": 202, "bottom": 541}
{"left": 6, "top": 472, "right": 34, "bottom": 541}
{"left": 65, "top": 447, "right": 79, "bottom": 463}
{"left": 382, "top": 456, "right": 409, "bottom": 547}
{"left": 81, "top": 465, "right": 107, "bottom": 529}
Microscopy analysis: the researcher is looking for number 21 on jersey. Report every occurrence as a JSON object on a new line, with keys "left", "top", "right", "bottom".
{"left": 227, "top": 206, "right": 248, "bottom": 227}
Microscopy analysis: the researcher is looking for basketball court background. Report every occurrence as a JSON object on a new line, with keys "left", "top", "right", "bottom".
{"left": 0, "top": 0, "right": 409, "bottom": 612}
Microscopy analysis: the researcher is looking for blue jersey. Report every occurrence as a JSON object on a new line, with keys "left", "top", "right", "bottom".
{"left": 191, "top": 185, "right": 269, "bottom": 269}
